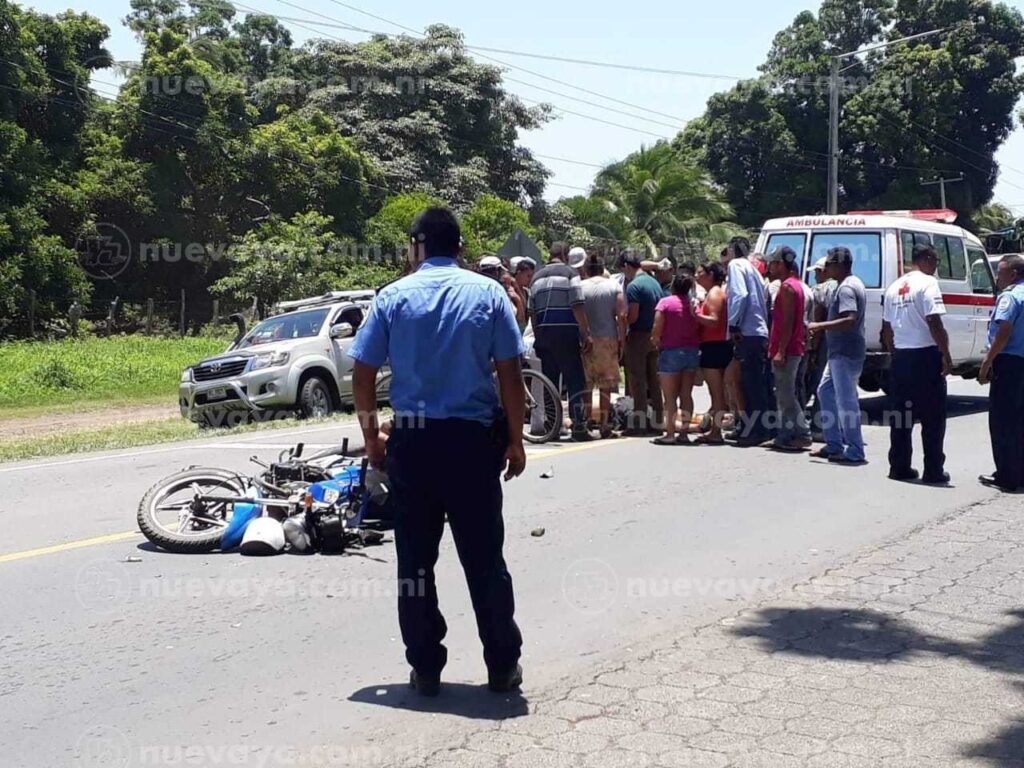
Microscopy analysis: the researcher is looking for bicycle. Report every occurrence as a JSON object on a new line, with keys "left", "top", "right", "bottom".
{"left": 521, "top": 367, "right": 564, "bottom": 445}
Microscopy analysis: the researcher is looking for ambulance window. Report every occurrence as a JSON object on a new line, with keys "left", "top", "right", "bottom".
{"left": 764, "top": 234, "right": 807, "bottom": 271}
{"left": 937, "top": 236, "right": 967, "bottom": 281}
{"left": 809, "top": 232, "right": 882, "bottom": 288}
{"left": 901, "top": 231, "right": 933, "bottom": 272}
{"left": 968, "top": 248, "right": 994, "bottom": 295}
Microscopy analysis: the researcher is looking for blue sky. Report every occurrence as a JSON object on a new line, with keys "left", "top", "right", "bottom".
{"left": 23, "top": 0, "right": 1024, "bottom": 213}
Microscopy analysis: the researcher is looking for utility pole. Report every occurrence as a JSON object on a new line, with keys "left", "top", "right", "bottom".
{"left": 827, "top": 27, "right": 947, "bottom": 214}
{"left": 921, "top": 174, "right": 965, "bottom": 209}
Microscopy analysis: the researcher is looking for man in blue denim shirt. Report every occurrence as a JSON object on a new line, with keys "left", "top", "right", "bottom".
{"left": 349, "top": 207, "right": 527, "bottom": 697}
{"left": 724, "top": 236, "right": 774, "bottom": 446}
{"left": 979, "top": 254, "right": 1024, "bottom": 492}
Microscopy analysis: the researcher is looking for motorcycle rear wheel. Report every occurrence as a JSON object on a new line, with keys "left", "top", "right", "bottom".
{"left": 137, "top": 468, "right": 247, "bottom": 553}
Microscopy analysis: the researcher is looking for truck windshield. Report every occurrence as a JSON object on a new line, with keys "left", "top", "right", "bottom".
{"left": 237, "top": 309, "right": 330, "bottom": 348}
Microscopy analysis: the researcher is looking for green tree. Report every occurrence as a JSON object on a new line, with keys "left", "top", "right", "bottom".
{"left": 363, "top": 192, "right": 445, "bottom": 256}
{"left": 592, "top": 143, "right": 735, "bottom": 258}
{"left": 973, "top": 203, "right": 1017, "bottom": 232}
{"left": 211, "top": 211, "right": 399, "bottom": 309}
{"left": 460, "top": 194, "right": 540, "bottom": 261}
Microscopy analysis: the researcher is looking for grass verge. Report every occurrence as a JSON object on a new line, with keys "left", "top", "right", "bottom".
{"left": 0, "top": 413, "right": 358, "bottom": 464}
{"left": 0, "top": 335, "right": 231, "bottom": 414}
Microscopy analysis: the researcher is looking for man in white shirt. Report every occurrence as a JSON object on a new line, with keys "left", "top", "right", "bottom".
{"left": 881, "top": 243, "right": 952, "bottom": 485}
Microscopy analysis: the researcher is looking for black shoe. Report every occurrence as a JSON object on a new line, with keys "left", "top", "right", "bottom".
{"left": 829, "top": 455, "right": 868, "bottom": 467}
{"left": 409, "top": 669, "right": 440, "bottom": 697}
{"left": 922, "top": 472, "right": 951, "bottom": 486}
{"left": 487, "top": 663, "right": 523, "bottom": 693}
{"left": 979, "top": 474, "right": 1019, "bottom": 493}
{"left": 571, "top": 431, "right": 595, "bottom": 443}
{"left": 888, "top": 468, "right": 920, "bottom": 482}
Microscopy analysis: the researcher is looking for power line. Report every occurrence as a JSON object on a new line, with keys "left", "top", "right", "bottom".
{"left": 518, "top": 96, "right": 670, "bottom": 140}
{"left": 261, "top": 0, "right": 690, "bottom": 124}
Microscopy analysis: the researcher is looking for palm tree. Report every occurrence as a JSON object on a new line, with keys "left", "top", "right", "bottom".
{"left": 591, "top": 143, "right": 737, "bottom": 259}
{"left": 973, "top": 203, "right": 1017, "bottom": 234}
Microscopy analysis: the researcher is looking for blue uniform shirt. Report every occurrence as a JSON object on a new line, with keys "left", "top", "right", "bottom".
{"left": 989, "top": 279, "right": 1024, "bottom": 358}
{"left": 348, "top": 257, "right": 526, "bottom": 424}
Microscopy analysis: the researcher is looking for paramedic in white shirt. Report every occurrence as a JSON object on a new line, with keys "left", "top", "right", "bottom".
{"left": 881, "top": 243, "right": 953, "bottom": 486}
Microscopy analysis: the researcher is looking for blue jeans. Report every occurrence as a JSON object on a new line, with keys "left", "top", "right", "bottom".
{"left": 818, "top": 356, "right": 865, "bottom": 461}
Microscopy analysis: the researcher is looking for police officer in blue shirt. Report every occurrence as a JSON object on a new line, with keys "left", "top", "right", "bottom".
{"left": 979, "top": 254, "right": 1024, "bottom": 493}
{"left": 349, "top": 207, "right": 527, "bottom": 697}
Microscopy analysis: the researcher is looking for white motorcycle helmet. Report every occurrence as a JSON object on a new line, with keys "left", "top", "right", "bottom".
{"left": 240, "top": 517, "right": 286, "bottom": 556}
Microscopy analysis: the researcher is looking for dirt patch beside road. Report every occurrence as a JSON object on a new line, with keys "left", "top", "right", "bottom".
{"left": 0, "top": 402, "right": 180, "bottom": 442}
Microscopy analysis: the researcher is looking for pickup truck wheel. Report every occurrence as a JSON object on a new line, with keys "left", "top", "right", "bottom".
{"left": 298, "top": 376, "right": 333, "bottom": 419}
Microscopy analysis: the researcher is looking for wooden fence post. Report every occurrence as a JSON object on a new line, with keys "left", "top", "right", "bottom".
{"left": 69, "top": 301, "right": 81, "bottom": 338}
{"left": 211, "top": 299, "right": 220, "bottom": 327}
{"left": 28, "top": 290, "right": 36, "bottom": 337}
{"left": 180, "top": 289, "right": 186, "bottom": 337}
{"left": 146, "top": 298, "right": 154, "bottom": 335}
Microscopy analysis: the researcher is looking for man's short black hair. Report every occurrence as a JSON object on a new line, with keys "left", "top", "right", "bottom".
{"left": 728, "top": 236, "right": 751, "bottom": 259}
{"left": 825, "top": 246, "right": 854, "bottom": 266}
{"left": 621, "top": 252, "right": 642, "bottom": 268}
{"left": 678, "top": 261, "right": 696, "bottom": 277}
{"left": 768, "top": 246, "right": 800, "bottom": 272}
{"left": 409, "top": 207, "right": 461, "bottom": 259}
{"left": 549, "top": 241, "right": 569, "bottom": 261}
{"left": 586, "top": 255, "right": 606, "bottom": 277}
{"left": 912, "top": 243, "right": 938, "bottom": 264}
{"left": 1002, "top": 254, "right": 1024, "bottom": 277}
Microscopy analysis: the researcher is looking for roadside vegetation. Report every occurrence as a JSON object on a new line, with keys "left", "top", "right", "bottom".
{"left": 0, "top": 336, "right": 231, "bottom": 414}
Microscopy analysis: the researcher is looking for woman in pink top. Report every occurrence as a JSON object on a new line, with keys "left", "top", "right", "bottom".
{"left": 766, "top": 248, "right": 810, "bottom": 451}
{"left": 650, "top": 275, "right": 701, "bottom": 445}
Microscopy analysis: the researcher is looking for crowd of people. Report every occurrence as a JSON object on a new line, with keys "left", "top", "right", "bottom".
{"left": 477, "top": 233, "right": 1024, "bottom": 492}
{"left": 347, "top": 206, "right": 1024, "bottom": 699}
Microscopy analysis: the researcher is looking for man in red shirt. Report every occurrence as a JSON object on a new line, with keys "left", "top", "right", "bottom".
{"left": 766, "top": 246, "right": 810, "bottom": 451}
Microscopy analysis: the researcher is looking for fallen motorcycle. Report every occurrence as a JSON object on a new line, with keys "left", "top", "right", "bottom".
{"left": 137, "top": 440, "right": 391, "bottom": 554}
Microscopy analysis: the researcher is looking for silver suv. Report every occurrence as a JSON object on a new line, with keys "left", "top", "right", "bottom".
{"left": 179, "top": 291, "right": 390, "bottom": 426}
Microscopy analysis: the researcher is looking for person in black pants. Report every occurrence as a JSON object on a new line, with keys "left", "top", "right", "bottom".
{"left": 881, "top": 244, "right": 952, "bottom": 485}
{"left": 980, "top": 255, "right": 1024, "bottom": 493}
{"left": 349, "top": 207, "right": 527, "bottom": 696}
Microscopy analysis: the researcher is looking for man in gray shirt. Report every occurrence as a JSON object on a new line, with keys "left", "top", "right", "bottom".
{"left": 808, "top": 246, "right": 867, "bottom": 465}
{"left": 580, "top": 255, "right": 627, "bottom": 437}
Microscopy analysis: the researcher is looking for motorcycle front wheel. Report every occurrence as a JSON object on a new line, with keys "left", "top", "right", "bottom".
{"left": 137, "top": 468, "right": 247, "bottom": 553}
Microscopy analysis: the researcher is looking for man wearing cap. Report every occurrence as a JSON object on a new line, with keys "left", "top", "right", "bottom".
{"left": 806, "top": 257, "right": 837, "bottom": 438}
{"left": 808, "top": 246, "right": 868, "bottom": 466}
{"left": 480, "top": 255, "right": 525, "bottom": 329}
{"left": 766, "top": 246, "right": 810, "bottom": 451}
{"left": 979, "top": 254, "right": 1024, "bottom": 492}
{"left": 881, "top": 243, "right": 952, "bottom": 485}
{"left": 723, "top": 236, "right": 774, "bottom": 446}
{"left": 350, "top": 206, "right": 526, "bottom": 697}
{"left": 623, "top": 253, "right": 665, "bottom": 435}
{"left": 530, "top": 242, "right": 594, "bottom": 441}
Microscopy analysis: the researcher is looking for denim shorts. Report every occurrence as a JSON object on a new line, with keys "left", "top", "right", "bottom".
{"left": 658, "top": 347, "right": 700, "bottom": 374}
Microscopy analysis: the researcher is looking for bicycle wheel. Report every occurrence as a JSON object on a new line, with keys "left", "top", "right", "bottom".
{"left": 521, "top": 369, "right": 563, "bottom": 444}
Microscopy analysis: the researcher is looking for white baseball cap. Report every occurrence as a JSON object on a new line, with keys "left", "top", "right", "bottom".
{"left": 479, "top": 255, "right": 504, "bottom": 270}
{"left": 813, "top": 257, "right": 828, "bottom": 270}
{"left": 657, "top": 258, "right": 674, "bottom": 271}
{"left": 510, "top": 256, "right": 536, "bottom": 273}
{"left": 568, "top": 247, "right": 588, "bottom": 269}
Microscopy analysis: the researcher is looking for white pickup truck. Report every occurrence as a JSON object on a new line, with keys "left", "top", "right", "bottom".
{"left": 179, "top": 291, "right": 390, "bottom": 427}
{"left": 755, "top": 209, "right": 997, "bottom": 392}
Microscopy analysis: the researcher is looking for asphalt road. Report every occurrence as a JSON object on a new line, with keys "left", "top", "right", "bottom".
{"left": 0, "top": 380, "right": 1004, "bottom": 767}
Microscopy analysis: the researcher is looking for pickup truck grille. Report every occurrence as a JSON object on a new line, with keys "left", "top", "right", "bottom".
{"left": 193, "top": 359, "right": 248, "bottom": 382}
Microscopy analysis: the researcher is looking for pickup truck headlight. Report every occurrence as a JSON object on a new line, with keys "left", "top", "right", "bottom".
{"left": 251, "top": 351, "right": 290, "bottom": 371}
{"left": 181, "top": 367, "right": 193, "bottom": 383}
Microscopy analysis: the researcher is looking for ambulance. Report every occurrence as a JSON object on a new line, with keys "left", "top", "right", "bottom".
{"left": 754, "top": 209, "right": 997, "bottom": 392}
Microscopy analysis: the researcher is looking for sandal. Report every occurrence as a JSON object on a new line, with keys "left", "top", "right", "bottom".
{"left": 809, "top": 447, "right": 837, "bottom": 459}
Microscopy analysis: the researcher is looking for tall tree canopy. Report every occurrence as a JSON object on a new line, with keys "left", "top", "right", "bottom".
{"left": 678, "top": 0, "right": 1024, "bottom": 226}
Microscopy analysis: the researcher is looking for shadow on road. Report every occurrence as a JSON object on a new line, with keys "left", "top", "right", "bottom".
{"left": 730, "top": 606, "right": 1024, "bottom": 764}
{"left": 349, "top": 682, "right": 528, "bottom": 721}
{"left": 860, "top": 394, "right": 989, "bottom": 426}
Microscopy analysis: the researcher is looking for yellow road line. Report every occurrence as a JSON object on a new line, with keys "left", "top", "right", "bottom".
{"left": 0, "top": 438, "right": 630, "bottom": 565}
{"left": 0, "top": 531, "right": 142, "bottom": 564}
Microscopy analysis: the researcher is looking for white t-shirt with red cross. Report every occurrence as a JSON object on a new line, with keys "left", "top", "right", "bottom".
{"left": 883, "top": 269, "right": 946, "bottom": 349}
